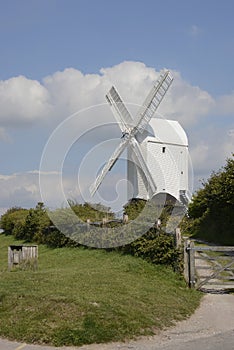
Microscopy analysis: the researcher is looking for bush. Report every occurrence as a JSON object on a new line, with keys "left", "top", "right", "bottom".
{"left": 39, "top": 226, "right": 79, "bottom": 248}
{"left": 120, "top": 228, "right": 182, "bottom": 272}
{"left": 1, "top": 201, "right": 182, "bottom": 271}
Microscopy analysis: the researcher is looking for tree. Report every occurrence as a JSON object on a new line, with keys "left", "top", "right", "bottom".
{"left": 186, "top": 155, "right": 234, "bottom": 245}
{"left": 23, "top": 202, "right": 51, "bottom": 242}
{"left": 0, "top": 207, "right": 28, "bottom": 236}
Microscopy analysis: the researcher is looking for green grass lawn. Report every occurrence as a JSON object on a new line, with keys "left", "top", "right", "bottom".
{"left": 0, "top": 234, "right": 201, "bottom": 347}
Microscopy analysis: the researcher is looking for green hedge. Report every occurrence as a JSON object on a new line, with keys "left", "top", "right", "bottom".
{"left": 0, "top": 202, "right": 182, "bottom": 271}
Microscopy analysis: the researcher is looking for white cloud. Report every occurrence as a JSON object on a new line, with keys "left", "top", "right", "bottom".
{"left": 189, "top": 124, "right": 234, "bottom": 190}
{"left": 190, "top": 142, "right": 210, "bottom": 172}
{"left": 223, "top": 129, "right": 234, "bottom": 157}
{"left": 161, "top": 71, "right": 215, "bottom": 127}
{"left": 0, "top": 171, "right": 39, "bottom": 208}
{"left": 43, "top": 68, "right": 104, "bottom": 119}
{"left": 0, "top": 75, "right": 52, "bottom": 126}
{"left": 0, "top": 171, "right": 77, "bottom": 210}
{"left": 0, "top": 62, "right": 232, "bottom": 132}
{"left": 0, "top": 62, "right": 217, "bottom": 131}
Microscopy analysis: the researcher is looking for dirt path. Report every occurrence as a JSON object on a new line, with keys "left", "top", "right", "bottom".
{"left": 1, "top": 293, "right": 234, "bottom": 350}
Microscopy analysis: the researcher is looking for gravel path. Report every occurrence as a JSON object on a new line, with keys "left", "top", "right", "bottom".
{"left": 1, "top": 293, "right": 234, "bottom": 350}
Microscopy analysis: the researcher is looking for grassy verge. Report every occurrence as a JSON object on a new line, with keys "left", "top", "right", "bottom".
{"left": 0, "top": 234, "right": 201, "bottom": 347}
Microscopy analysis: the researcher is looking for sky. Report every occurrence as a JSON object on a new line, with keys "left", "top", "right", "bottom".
{"left": 0, "top": 0, "right": 234, "bottom": 215}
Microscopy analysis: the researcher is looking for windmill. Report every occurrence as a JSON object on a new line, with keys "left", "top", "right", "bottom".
{"left": 90, "top": 70, "right": 189, "bottom": 206}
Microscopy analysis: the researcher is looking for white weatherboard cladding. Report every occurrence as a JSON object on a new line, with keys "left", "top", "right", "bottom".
{"left": 127, "top": 118, "right": 189, "bottom": 201}
{"left": 147, "top": 141, "right": 188, "bottom": 199}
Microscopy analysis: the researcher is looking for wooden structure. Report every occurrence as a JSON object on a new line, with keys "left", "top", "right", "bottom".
{"left": 8, "top": 245, "right": 38, "bottom": 270}
{"left": 184, "top": 240, "right": 234, "bottom": 292}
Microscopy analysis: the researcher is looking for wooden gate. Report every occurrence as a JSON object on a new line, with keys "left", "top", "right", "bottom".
{"left": 184, "top": 240, "right": 234, "bottom": 292}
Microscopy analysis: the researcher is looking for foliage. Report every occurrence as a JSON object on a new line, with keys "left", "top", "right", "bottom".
{"left": 40, "top": 226, "right": 79, "bottom": 248}
{"left": 185, "top": 155, "right": 234, "bottom": 244}
{"left": 122, "top": 197, "right": 183, "bottom": 270}
{"left": 20, "top": 202, "right": 51, "bottom": 242}
{"left": 0, "top": 234, "right": 201, "bottom": 347}
{"left": 0, "top": 207, "right": 28, "bottom": 236}
{"left": 123, "top": 198, "right": 146, "bottom": 220}
{"left": 1, "top": 199, "right": 182, "bottom": 269}
{"left": 69, "top": 200, "right": 115, "bottom": 222}
{"left": 0, "top": 203, "right": 51, "bottom": 243}
{"left": 121, "top": 228, "right": 182, "bottom": 272}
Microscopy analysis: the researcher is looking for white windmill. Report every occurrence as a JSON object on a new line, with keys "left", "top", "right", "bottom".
{"left": 90, "top": 70, "right": 190, "bottom": 207}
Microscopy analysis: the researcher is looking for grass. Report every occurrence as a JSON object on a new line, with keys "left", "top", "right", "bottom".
{"left": 0, "top": 234, "right": 201, "bottom": 347}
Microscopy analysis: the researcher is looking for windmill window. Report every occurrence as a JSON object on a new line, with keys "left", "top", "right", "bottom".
{"left": 162, "top": 147, "right": 166, "bottom": 153}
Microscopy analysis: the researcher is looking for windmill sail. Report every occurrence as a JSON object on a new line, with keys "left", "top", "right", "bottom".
{"left": 106, "top": 86, "right": 134, "bottom": 132}
{"left": 90, "top": 136, "right": 130, "bottom": 196}
{"left": 134, "top": 71, "right": 173, "bottom": 134}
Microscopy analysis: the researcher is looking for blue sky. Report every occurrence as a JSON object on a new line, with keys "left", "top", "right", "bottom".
{"left": 0, "top": 0, "right": 234, "bottom": 214}
{"left": 1, "top": 0, "right": 234, "bottom": 95}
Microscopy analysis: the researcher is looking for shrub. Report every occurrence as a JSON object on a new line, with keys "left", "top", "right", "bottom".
{"left": 120, "top": 228, "right": 182, "bottom": 272}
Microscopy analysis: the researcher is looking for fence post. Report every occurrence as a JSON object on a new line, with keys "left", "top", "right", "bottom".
{"left": 123, "top": 213, "right": 129, "bottom": 224}
{"left": 175, "top": 227, "right": 182, "bottom": 248}
{"left": 183, "top": 239, "right": 196, "bottom": 288}
{"left": 102, "top": 217, "right": 107, "bottom": 226}
{"left": 184, "top": 239, "right": 189, "bottom": 284}
{"left": 188, "top": 240, "right": 196, "bottom": 288}
{"left": 86, "top": 219, "right": 90, "bottom": 231}
{"left": 8, "top": 246, "right": 13, "bottom": 270}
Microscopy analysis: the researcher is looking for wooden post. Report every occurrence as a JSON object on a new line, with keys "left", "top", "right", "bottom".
{"left": 8, "top": 246, "right": 13, "bottom": 270}
{"left": 183, "top": 239, "right": 189, "bottom": 284}
{"left": 123, "top": 213, "right": 128, "bottom": 224}
{"left": 188, "top": 241, "right": 196, "bottom": 288}
{"left": 87, "top": 219, "right": 90, "bottom": 231}
{"left": 175, "top": 228, "right": 182, "bottom": 248}
{"left": 102, "top": 217, "right": 107, "bottom": 226}
{"left": 156, "top": 219, "right": 161, "bottom": 229}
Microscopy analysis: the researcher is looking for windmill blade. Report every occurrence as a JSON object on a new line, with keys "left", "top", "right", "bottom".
{"left": 130, "top": 137, "right": 157, "bottom": 195}
{"left": 90, "top": 136, "right": 130, "bottom": 196}
{"left": 134, "top": 71, "right": 173, "bottom": 134}
{"left": 106, "top": 86, "right": 134, "bottom": 133}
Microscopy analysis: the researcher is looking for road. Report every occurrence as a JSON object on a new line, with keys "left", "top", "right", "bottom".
{"left": 1, "top": 294, "right": 234, "bottom": 350}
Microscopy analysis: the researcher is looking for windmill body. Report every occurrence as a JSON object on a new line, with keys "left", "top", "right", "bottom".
{"left": 127, "top": 118, "right": 189, "bottom": 203}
